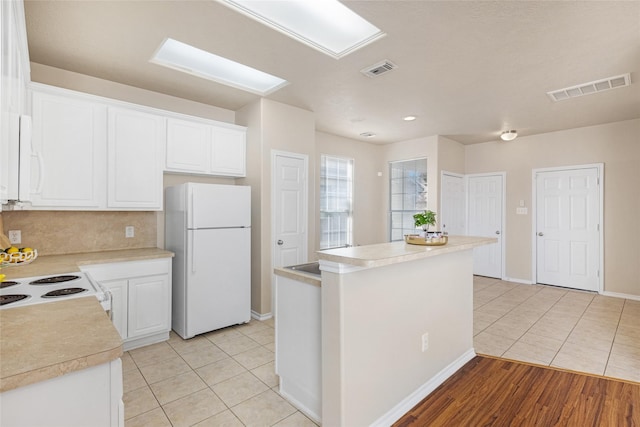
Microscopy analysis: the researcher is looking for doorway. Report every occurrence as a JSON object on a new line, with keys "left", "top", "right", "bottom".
{"left": 533, "top": 164, "right": 602, "bottom": 292}
{"left": 440, "top": 171, "right": 466, "bottom": 236}
{"left": 271, "top": 150, "right": 308, "bottom": 270}
{"left": 467, "top": 173, "right": 505, "bottom": 279}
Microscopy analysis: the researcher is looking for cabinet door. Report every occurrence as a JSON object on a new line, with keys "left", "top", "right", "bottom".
{"left": 103, "top": 279, "right": 128, "bottom": 339}
{"left": 30, "top": 91, "right": 107, "bottom": 208}
{"left": 108, "top": 107, "right": 165, "bottom": 210}
{"left": 127, "top": 274, "right": 170, "bottom": 339}
{"left": 166, "top": 118, "right": 210, "bottom": 173}
{"left": 210, "top": 127, "right": 246, "bottom": 177}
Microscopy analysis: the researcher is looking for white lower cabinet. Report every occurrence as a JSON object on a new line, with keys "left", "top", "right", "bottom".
{"left": 1, "top": 359, "right": 123, "bottom": 427}
{"left": 82, "top": 258, "right": 172, "bottom": 351}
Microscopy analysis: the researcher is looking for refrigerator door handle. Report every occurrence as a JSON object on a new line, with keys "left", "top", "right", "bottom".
{"left": 191, "top": 233, "right": 196, "bottom": 273}
{"left": 189, "top": 187, "right": 195, "bottom": 229}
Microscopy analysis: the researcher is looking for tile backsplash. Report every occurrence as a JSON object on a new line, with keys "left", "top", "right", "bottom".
{"left": 1, "top": 211, "right": 157, "bottom": 255}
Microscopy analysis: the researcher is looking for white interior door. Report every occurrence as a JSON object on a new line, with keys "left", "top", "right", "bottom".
{"left": 440, "top": 172, "right": 466, "bottom": 236}
{"left": 535, "top": 167, "right": 600, "bottom": 291}
{"left": 272, "top": 151, "right": 308, "bottom": 269}
{"left": 468, "top": 174, "right": 504, "bottom": 278}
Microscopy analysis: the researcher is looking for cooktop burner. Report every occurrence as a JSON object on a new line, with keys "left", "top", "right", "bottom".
{"left": 1, "top": 294, "right": 30, "bottom": 306}
{"left": 0, "top": 281, "right": 20, "bottom": 289}
{"left": 41, "top": 287, "right": 87, "bottom": 298}
{"left": 30, "top": 275, "right": 81, "bottom": 285}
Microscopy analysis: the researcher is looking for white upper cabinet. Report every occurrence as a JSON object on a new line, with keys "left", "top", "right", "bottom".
{"left": 108, "top": 107, "right": 165, "bottom": 210}
{"left": 165, "top": 117, "right": 246, "bottom": 177}
{"left": 211, "top": 126, "right": 246, "bottom": 177}
{"left": 30, "top": 91, "right": 107, "bottom": 208}
{"left": 1, "top": 0, "right": 30, "bottom": 205}
{"left": 166, "top": 118, "right": 210, "bottom": 174}
{"left": 25, "top": 83, "right": 245, "bottom": 210}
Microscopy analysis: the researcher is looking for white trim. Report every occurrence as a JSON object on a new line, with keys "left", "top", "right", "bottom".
{"left": 531, "top": 163, "right": 604, "bottom": 293}
{"left": 601, "top": 291, "right": 640, "bottom": 302}
{"left": 278, "top": 386, "right": 321, "bottom": 424}
{"left": 271, "top": 150, "right": 309, "bottom": 316}
{"left": 251, "top": 310, "right": 273, "bottom": 321}
{"left": 371, "top": 348, "right": 476, "bottom": 427}
{"left": 503, "top": 277, "right": 534, "bottom": 285}
{"left": 466, "top": 172, "right": 507, "bottom": 280}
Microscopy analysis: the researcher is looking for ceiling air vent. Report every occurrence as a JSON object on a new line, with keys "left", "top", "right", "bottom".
{"left": 547, "top": 73, "right": 631, "bottom": 102}
{"left": 360, "top": 60, "right": 398, "bottom": 78}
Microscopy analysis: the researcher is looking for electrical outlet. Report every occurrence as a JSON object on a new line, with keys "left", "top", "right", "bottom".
{"left": 8, "top": 230, "right": 21, "bottom": 245}
{"left": 125, "top": 226, "right": 135, "bottom": 238}
{"left": 421, "top": 332, "right": 429, "bottom": 352}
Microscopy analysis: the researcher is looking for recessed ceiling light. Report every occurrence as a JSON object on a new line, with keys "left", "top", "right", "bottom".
{"left": 500, "top": 130, "right": 518, "bottom": 141}
{"left": 403, "top": 116, "right": 417, "bottom": 121}
{"left": 150, "top": 38, "right": 288, "bottom": 96}
{"left": 218, "top": 0, "right": 386, "bottom": 59}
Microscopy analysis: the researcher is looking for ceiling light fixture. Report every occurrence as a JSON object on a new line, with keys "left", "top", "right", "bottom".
{"left": 403, "top": 116, "right": 417, "bottom": 121}
{"left": 218, "top": 0, "right": 386, "bottom": 59}
{"left": 500, "top": 130, "right": 518, "bottom": 141}
{"left": 360, "top": 132, "right": 376, "bottom": 138}
{"left": 150, "top": 38, "right": 288, "bottom": 96}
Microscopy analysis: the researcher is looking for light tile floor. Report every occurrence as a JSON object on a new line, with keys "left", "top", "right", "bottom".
{"left": 123, "top": 277, "right": 640, "bottom": 426}
{"left": 473, "top": 276, "right": 640, "bottom": 382}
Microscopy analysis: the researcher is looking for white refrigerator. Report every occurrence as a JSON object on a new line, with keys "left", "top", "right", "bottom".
{"left": 165, "top": 183, "right": 251, "bottom": 339}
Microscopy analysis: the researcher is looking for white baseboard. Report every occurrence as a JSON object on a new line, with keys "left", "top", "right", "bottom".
{"left": 601, "top": 291, "right": 640, "bottom": 301}
{"left": 370, "top": 348, "right": 476, "bottom": 427}
{"left": 503, "top": 277, "right": 533, "bottom": 285}
{"left": 251, "top": 310, "right": 273, "bottom": 321}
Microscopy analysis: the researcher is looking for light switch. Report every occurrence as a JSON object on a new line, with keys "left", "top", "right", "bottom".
{"left": 516, "top": 207, "right": 528, "bottom": 215}
{"left": 519, "top": 199, "right": 525, "bottom": 207}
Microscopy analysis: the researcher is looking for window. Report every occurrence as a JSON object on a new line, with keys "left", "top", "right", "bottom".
{"left": 320, "top": 155, "right": 354, "bottom": 249}
{"left": 389, "top": 158, "right": 428, "bottom": 241}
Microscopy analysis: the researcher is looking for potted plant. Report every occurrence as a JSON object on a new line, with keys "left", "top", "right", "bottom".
{"left": 413, "top": 210, "right": 436, "bottom": 233}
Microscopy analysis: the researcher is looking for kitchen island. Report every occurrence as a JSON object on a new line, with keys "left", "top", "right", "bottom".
{"left": 274, "top": 235, "right": 496, "bottom": 426}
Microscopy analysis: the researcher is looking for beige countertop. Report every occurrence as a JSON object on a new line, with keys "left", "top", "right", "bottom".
{"left": 0, "top": 296, "right": 123, "bottom": 393}
{"left": 316, "top": 235, "right": 498, "bottom": 268}
{"left": 2, "top": 247, "right": 174, "bottom": 280}
{"left": 274, "top": 266, "right": 321, "bottom": 287}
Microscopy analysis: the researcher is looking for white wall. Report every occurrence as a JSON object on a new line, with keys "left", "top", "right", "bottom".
{"left": 465, "top": 119, "right": 640, "bottom": 296}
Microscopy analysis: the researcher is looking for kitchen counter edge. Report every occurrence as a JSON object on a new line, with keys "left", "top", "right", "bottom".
{"left": 2, "top": 247, "right": 174, "bottom": 280}
{"left": 316, "top": 236, "right": 497, "bottom": 268}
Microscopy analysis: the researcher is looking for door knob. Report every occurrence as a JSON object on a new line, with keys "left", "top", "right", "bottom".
{"left": 538, "top": 232, "right": 544, "bottom": 236}
{"left": 495, "top": 231, "right": 500, "bottom": 235}
{"left": 277, "top": 240, "right": 284, "bottom": 246}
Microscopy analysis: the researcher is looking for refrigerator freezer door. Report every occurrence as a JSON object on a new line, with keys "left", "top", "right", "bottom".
{"left": 184, "top": 227, "right": 251, "bottom": 338}
{"left": 188, "top": 183, "right": 251, "bottom": 229}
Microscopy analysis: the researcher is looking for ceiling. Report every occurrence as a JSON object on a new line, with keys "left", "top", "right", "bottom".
{"left": 23, "top": 1, "right": 640, "bottom": 145}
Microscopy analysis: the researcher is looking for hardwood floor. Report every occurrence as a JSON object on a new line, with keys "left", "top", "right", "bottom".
{"left": 393, "top": 356, "right": 640, "bottom": 427}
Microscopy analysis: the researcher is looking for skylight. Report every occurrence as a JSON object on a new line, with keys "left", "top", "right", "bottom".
{"left": 218, "top": 0, "right": 386, "bottom": 59}
{"left": 150, "top": 38, "right": 288, "bottom": 96}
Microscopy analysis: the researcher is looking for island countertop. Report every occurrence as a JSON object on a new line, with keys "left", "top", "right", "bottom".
{"left": 317, "top": 235, "right": 497, "bottom": 268}
{"left": 0, "top": 296, "right": 123, "bottom": 393}
{"left": 2, "top": 247, "right": 174, "bottom": 280}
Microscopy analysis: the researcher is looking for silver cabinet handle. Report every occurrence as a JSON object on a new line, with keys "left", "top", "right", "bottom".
{"left": 538, "top": 232, "right": 544, "bottom": 236}
{"left": 277, "top": 240, "right": 284, "bottom": 245}
{"left": 495, "top": 231, "right": 501, "bottom": 235}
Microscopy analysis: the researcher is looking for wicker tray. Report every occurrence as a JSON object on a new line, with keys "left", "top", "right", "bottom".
{"left": 404, "top": 234, "right": 448, "bottom": 246}
{"left": 1, "top": 249, "right": 38, "bottom": 267}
